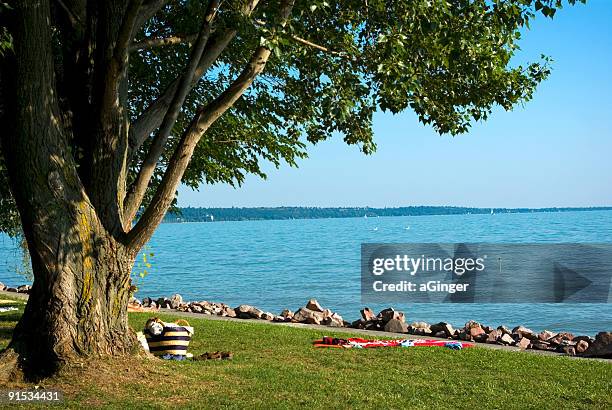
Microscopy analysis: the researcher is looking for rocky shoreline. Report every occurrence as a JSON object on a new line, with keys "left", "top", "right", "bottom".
{"left": 2, "top": 282, "right": 610, "bottom": 359}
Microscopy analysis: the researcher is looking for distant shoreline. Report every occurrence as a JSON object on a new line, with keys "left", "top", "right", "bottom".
{"left": 163, "top": 206, "right": 612, "bottom": 223}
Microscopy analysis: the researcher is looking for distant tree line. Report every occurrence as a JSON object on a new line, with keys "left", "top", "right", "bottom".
{"left": 162, "top": 206, "right": 612, "bottom": 223}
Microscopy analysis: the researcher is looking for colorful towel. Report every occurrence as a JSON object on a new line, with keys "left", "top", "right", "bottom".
{"left": 313, "top": 336, "right": 473, "bottom": 350}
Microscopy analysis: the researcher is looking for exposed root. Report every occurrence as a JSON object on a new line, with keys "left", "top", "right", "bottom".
{"left": 0, "top": 347, "right": 24, "bottom": 384}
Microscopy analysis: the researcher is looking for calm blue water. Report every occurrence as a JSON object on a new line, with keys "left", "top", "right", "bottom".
{"left": 1, "top": 210, "right": 611, "bottom": 335}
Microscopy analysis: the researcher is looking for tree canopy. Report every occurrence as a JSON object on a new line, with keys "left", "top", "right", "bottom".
{"left": 0, "top": 0, "right": 583, "bottom": 238}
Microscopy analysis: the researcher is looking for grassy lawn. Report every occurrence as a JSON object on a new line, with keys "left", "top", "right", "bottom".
{"left": 1, "top": 298, "right": 611, "bottom": 409}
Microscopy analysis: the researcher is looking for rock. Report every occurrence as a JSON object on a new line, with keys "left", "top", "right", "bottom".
{"left": 351, "top": 319, "right": 366, "bottom": 329}
{"left": 563, "top": 346, "right": 577, "bottom": 356}
{"left": 129, "top": 296, "right": 142, "bottom": 306}
{"left": 538, "top": 330, "right": 556, "bottom": 341}
{"left": 293, "top": 307, "right": 324, "bottom": 324}
{"left": 16, "top": 284, "right": 31, "bottom": 294}
{"left": 149, "top": 301, "right": 157, "bottom": 309}
{"left": 498, "top": 333, "right": 515, "bottom": 346}
{"left": 261, "top": 312, "right": 275, "bottom": 321}
{"left": 305, "top": 299, "right": 324, "bottom": 312}
{"left": 142, "top": 297, "right": 152, "bottom": 307}
{"left": 222, "top": 306, "right": 236, "bottom": 318}
{"left": 464, "top": 320, "right": 482, "bottom": 330}
{"left": 576, "top": 340, "right": 589, "bottom": 354}
{"left": 410, "top": 321, "right": 430, "bottom": 330}
{"left": 531, "top": 341, "right": 553, "bottom": 351}
{"left": 549, "top": 332, "right": 574, "bottom": 346}
{"left": 6, "top": 287, "right": 17, "bottom": 293}
{"left": 234, "top": 304, "right": 264, "bottom": 319}
{"left": 322, "top": 312, "right": 345, "bottom": 327}
{"left": 191, "top": 304, "right": 203, "bottom": 313}
{"left": 517, "top": 337, "right": 531, "bottom": 350}
{"left": 408, "top": 325, "right": 432, "bottom": 336}
{"left": 486, "top": 329, "right": 502, "bottom": 344}
{"left": 384, "top": 318, "right": 408, "bottom": 333}
{"left": 170, "top": 294, "right": 183, "bottom": 309}
{"left": 497, "top": 325, "right": 511, "bottom": 335}
{"left": 0, "top": 282, "right": 5, "bottom": 291}
{"left": 458, "top": 330, "right": 473, "bottom": 342}
{"left": 512, "top": 326, "right": 537, "bottom": 340}
{"left": 583, "top": 332, "right": 612, "bottom": 358}
{"left": 469, "top": 326, "right": 485, "bottom": 339}
{"left": 378, "top": 308, "right": 404, "bottom": 323}
{"left": 430, "top": 322, "right": 454, "bottom": 338}
{"left": 573, "top": 335, "right": 592, "bottom": 344}
{"left": 360, "top": 307, "right": 376, "bottom": 321}
{"left": 433, "top": 331, "right": 447, "bottom": 338}
{"left": 364, "top": 320, "right": 382, "bottom": 331}
{"left": 280, "top": 309, "right": 294, "bottom": 320}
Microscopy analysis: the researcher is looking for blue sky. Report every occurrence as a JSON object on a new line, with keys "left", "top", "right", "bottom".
{"left": 178, "top": 1, "right": 612, "bottom": 208}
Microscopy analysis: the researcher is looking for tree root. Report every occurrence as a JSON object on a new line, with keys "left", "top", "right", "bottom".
{"left": 0, "top": 347, "right": 24, "bottom": 383}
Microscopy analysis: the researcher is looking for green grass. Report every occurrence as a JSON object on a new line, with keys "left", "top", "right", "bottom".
{"left": 1, "top": 303, "right": 611, "bottom": 409}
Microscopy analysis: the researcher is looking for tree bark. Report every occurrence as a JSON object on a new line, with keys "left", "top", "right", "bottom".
{"left": 0, "top": 0, "right": 137, "bottom": 380}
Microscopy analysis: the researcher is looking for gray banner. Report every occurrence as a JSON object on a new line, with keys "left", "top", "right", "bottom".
{"left": 361, "top": 243, "right": 612, "bottom": 303}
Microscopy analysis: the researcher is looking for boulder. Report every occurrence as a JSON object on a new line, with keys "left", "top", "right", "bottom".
{"left": 563, "top": 346, "right": 577, "bottom": 356}
{"left": 322, "top": 313, "right": 345, "bottom": 327}
{"left": 142, "top": 297, "right": 152, "bottom": 307}
{"left": 538, "top": 330, "right": 556, "bottom": 341}
{"left": 170, "top": 294, "right": 183, "bottom": 309}
{"left": 156, "top": 297, "right": 170, "bottom": 307}
{"left": 430, "top": 322, "right": 454, "bottom": 338}
{"left": 576, "top": 340, "right": 589, "bottom": 354}
{"left": 582, "top": 332, "right": 612, "bottom": 358}
{"left": 305, "top": 299, "right": 324, "bottom": 312}
{"left": 360, "top": 307, "right": 376, "bottom": 321}
{"left": 16, "top": 284, "right": 31, "bottom": 294}
{"left": 351, "top": 319, "right": 365, "bottom": 329}
{"left": 497, "top": 325, "right": 511, "bottom": 335}
{"left": 531, "top": 341, "right": 553, "bottom": 351}
{"left": 6, "top": 287, "right": 18, "bottom": 293}
{"left": 235, "top": 304, "right": 264, "bottom": 319}
{"left": 261, "top": 312, "right": 275, "bottom": 321}
{"left": 498, "top": 333, "right": 515, "bottom": 346}
{"left": 469, "top": 326, "right": 485, "bottom": 339}
{"left": 191, "top": 304, "right": 203, "bottom": 313}
{"left": 517, "top": 337, "right": 531, "bottom": 350}
{"left": 222, "top": 306, "right": 236, "bottom": 318}
{"left": 573, "top": 335, "right": 592, "bottom": 344}
{"left": 486, "top": 329, "right": 502, "bottom": 344}
{"left": 512, "top": 326, "right": 537, "bottom": 340}
{"left": 293, "top": 307, "right": 324, "bottom": 324}
{"left": 149, "top": 301, "right": 157, "bottom": 309}
{"left": 464, "top": 320, "right": 482, "bottom": 330}
{"left": 457, "top": 330, "right": 473, "bottom": 342}
{"left": 408, "top": 325, "right": 432, "bottom": 336}
{"left": 0, "top": 282, "right": 5, "bottom": 291}
{"left": 378, "top": 308, "right": 404, "bottom": 323}
{"left": 549, "top": 332, "right": 574, "bottom": 346}
{"left": 280, "top": 309, "right": 294, "bottom": 320}
{"left": 129, "top": 296, "right": 142, "bottom": 306}
{"left": 384, "top": 318, "right": 408, "bottom": 333}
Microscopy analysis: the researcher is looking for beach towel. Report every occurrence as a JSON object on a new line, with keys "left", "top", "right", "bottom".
{"left": 313, "top": 336, "right": 473, "bottom": 349}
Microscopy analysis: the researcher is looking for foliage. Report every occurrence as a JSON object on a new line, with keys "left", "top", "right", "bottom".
{"left": 130, "top": 246, "right": 155, "bottom": 294}
{"left": 164, "top": 205, "right": 612, "bottom": 222}
{"left": 0, "top": 0, "right": 586, "bottom": 235}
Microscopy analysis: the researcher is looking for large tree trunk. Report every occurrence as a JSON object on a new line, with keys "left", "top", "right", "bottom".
{"left": 6, "top": 231, "right": 137, "bottom": 379}
{"left": 0, "top": 0, "right": 138, "bottom": 380}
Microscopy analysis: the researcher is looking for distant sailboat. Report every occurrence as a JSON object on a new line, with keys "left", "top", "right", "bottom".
{"left": 490, "top": 208, "right": 494, "bottom": 215}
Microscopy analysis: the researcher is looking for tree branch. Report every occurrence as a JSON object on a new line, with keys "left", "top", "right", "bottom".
{"left": 122, "top": 0, "right": 220, "bottom": 227}
{"left": 129, "top": 33, "right": 200, "bottom": 52}
{"left": 127, "top": 0, "right": 264, "bottom": 162}
{"left": 126, "top": 0, "right": 295, "bottom": 250}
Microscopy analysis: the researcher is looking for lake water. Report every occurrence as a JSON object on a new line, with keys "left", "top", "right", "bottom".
{"left": 1, "top": 210, "right": 611, "bottom": 335}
